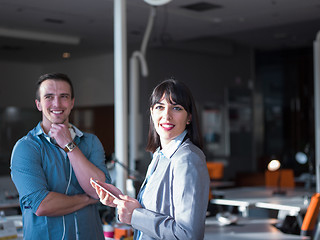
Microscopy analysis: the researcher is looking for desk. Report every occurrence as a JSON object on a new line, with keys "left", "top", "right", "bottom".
{"left": 0, "top": 195, "right": 19, "bottom": 211}
{"left": 256, "top": 198, "right": 307, "bottom": 213}
{"left": 210, "top": 180, "right": 235, "bottom": 189}
{"left": 0, "top": 176, "right": 20, "bottom": 211}
{"left": 255, "top": 197, "right": 312, "bottom": 227}
{"left": 204, "top": 217, "right": 310, "bottom": 239}
{"left": 211, "top": 187, "right": 314, "bottom": 217}
{"left": 0, "top": 215, "right": 23, "bottom": 240}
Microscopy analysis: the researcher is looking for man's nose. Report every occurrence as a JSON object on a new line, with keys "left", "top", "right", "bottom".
{"left": 52, "top": 96, "right": 61, "bottom": 106}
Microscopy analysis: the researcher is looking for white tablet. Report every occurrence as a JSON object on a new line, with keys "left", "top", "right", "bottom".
{"left": 90, "top": 178, "right": 120, "bottom": 200}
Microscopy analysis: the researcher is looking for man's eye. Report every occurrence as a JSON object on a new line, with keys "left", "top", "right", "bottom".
{"left": 45, "top": 96, "right": 53, "bottom": 99}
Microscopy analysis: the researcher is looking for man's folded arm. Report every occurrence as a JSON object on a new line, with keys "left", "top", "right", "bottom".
{"left": 35, "top": 192, "right": 98, "bottom": 217}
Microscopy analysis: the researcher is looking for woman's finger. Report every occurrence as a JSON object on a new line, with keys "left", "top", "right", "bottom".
{"left": 119, "top": 194, "right": 129, "bottom": 200}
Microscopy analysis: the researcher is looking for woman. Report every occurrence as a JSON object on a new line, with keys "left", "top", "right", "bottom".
{"left": 91, "top": 79, "right": 209, "bottom": 239}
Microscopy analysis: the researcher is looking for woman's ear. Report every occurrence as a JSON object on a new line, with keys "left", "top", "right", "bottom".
{"left": 187, "top": 114, "right": 192, "bottom": 124}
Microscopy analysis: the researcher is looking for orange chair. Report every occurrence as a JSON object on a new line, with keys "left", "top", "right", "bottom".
{"left": 206, "top": 162, "right": 224, "bottom": 201}
{"left": 301, "top": 193, "right": 320, "bottom": 237}
{"left": 206, "top": 162, "right": 224, "bottom": 180}
{"left": 265, "top": 169, "right": 295, "bottom": 188}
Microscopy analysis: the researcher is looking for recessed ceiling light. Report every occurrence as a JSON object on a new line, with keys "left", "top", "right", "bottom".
{"left": 62, "top": 52, "right": 71, "bottom": 59}
{"left": 0, "top": 27, "right": 80, "bottom": 45}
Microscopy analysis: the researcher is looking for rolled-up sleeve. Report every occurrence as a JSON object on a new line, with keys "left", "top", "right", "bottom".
{"left": 10, "top": 138, "right": 49, "bottom": 213}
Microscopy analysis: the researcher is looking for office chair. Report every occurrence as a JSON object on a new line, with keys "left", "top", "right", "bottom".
{"left": 301, "top": 193, "right": 320, "bottom": 237}
{"left": 265, "top": 169, "right": 295, "bottom": 188}
{"left": 207, "top": 162, "right": 224, "bottom": 180}
{"left": 206, "top": 162, "right": 224, "bottom": 201}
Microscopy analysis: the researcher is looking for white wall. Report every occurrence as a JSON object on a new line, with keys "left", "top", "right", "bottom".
{"left": 0, "top": 47, "right": 251, "bottom": 109}
{"left": 0, "top": 61, "right": 43, "bottom": 108}
{"left": 42, "top": 54, "right": 115, "bottom": 107}
{"left": 0, "top": 54, "right": 114, "bottom": 108}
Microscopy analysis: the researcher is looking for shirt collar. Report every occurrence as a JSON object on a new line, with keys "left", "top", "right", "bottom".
{"left": 35, "top": 122, "right": 83, "bottom": 140}
{"left": 156, "top": 130, "right": 187, "bottom": 159}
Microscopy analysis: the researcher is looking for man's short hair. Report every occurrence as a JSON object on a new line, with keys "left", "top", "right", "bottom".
{"left": 35, "top": 73, "right": 74, "bottom": 100}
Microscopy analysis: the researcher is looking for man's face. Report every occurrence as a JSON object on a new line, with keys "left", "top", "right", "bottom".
{"left": 35, "top": 79, "right": 74, "bottom": 132}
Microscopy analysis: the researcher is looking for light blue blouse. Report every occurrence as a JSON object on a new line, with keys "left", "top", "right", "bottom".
{"left": 133, "top": 130, "right": 209, "bottom": 240}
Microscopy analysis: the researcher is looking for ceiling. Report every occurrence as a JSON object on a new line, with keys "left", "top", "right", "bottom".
{"left": 0, "top": 0, "right": 320, "bottom": 62}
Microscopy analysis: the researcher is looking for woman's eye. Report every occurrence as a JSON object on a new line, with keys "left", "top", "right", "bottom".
{"left": 154, "top": 105, "right": 163, "bottom": 110}
{"left": 173, "top": 106, "right": 183, "bottom": 111}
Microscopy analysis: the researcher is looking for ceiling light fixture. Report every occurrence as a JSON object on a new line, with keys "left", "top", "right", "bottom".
{"left": 0, "top": 27, "right": 80, "bottom": 45}
{"left": 144, "top": 0, "right": 171, "bottom": 6}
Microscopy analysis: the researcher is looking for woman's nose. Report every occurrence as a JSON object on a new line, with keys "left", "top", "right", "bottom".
{"left": 162, "top": 108, "right": 172, "bottom": 120}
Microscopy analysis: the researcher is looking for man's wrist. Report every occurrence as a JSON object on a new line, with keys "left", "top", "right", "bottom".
{"left": 64, "top": 141, "right": 77, "bottom": 153}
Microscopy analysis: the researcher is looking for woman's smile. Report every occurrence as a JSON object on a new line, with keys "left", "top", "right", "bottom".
{"left": 160, "top": 123, "right": 175, "bottom": 130}
{"left": 151, "top": 96, "right": 190, "bottom": 148}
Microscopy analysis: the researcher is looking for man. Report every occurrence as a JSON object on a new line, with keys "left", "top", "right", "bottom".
{"left": 10, "top": 73, "right": 111, "bottom": 239}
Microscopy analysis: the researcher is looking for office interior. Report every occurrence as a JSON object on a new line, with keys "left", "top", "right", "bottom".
{"left": 1, "top": 0, "right": 320, "bottom": 238}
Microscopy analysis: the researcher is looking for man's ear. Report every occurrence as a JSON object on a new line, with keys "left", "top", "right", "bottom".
{"left": 71, "top": 98, "right": 75, "bottom": 110}
{"left": 35, "top": 99, "right": 42, "bottom": 111}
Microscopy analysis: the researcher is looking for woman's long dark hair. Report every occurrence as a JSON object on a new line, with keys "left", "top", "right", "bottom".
{"left": 146, "top": 79, "right": 203, "bottom": 153}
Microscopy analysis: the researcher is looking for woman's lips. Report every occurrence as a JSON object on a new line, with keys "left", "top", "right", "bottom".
{"left": 161, "top": 123, "right": 174, "bottom": 130}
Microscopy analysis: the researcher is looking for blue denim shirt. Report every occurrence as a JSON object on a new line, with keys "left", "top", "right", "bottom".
{"left": 10, "top": 122, "right": 111, "bottom": 240}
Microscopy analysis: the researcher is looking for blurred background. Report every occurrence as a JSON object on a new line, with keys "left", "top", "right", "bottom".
{"left": 0, "top": 0, "right": 319, "bottom": 188}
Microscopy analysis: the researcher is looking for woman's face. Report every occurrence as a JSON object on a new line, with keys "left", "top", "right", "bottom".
{"left": 151, "top": 96, "right": 191, "bottom": 149}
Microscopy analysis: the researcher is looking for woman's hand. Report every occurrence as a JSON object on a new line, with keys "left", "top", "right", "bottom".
{"left": 90, "top": 179, "right": 121, "bottom": 207}
{"left": 114, "top": 195, "right": 142, "bottom": 224}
